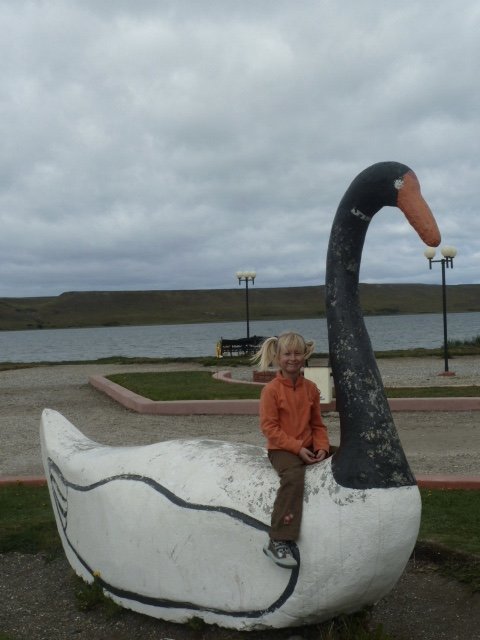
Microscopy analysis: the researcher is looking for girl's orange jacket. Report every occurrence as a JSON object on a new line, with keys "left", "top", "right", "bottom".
{"left": 260, "top": 372, "right": 330, "bottom": 455}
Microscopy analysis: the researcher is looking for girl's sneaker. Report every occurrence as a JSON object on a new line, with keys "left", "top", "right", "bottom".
{"left": 263, "top": 539, "right": 297, "bottom": 568}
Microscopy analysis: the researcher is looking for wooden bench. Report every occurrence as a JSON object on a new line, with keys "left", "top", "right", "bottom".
{"left": 217, "top": 336, "right": 265, "bottom": 357}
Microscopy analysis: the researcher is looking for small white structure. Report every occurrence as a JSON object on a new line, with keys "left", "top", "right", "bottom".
{"left": 40, "top": 408, "right": 420, "bottom": 631}
{"left": 303, "top": 366, "right": 333, "bottom": 403}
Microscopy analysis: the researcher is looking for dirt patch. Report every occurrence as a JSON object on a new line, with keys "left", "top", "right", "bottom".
{"left": 1, "top": 552, "right": 479, "bottom": 640}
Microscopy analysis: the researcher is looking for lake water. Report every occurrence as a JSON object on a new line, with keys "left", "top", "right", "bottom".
{"left": 0, "top": 312, "right": 479, "bottom": 363}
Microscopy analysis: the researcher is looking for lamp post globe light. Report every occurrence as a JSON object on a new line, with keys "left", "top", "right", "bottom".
{"left": 424, "top": 245, "right": 457, "bottom": 375}
{"left": 236, "top": 270, "right": 256, "bottom": 342}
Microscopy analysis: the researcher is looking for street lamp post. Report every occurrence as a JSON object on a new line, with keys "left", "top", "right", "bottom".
{"left": 236, "top": 270, "right": 256, "bottom": 342}
{"left": 424, "top": 245, "right": 457, "bottom": 375}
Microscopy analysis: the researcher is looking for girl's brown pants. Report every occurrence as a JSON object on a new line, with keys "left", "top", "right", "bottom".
{"left": 268, "top": 450, "right": 306, "bottom": 541}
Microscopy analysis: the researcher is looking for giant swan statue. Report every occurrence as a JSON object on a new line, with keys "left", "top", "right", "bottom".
{"left": 40, "top": 161, "right": 441, "bottom": 630}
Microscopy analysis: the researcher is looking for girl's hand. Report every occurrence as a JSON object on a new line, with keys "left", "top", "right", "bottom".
{"left": 298, "top": 448, "right": 319, "bottom": 464}
{"left": 315, "top": 449, "right": 327, "bottom": 462}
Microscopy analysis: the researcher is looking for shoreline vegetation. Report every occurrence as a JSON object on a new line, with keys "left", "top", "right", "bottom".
{"left": 0, "top": 283, "right": 479, "bottom": 331}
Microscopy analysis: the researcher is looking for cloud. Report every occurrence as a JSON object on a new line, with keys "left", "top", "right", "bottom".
{"left": 0, "top": 0, "right": 478, "bottom": 297}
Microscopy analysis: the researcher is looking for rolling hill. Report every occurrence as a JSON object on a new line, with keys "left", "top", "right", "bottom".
{"left": 0, "top": 283, "right": 478, "bottom": 331}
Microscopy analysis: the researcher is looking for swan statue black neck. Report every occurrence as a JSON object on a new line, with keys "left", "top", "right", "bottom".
{"left": 326, "top": 161, "right": 441, "bottom": 490}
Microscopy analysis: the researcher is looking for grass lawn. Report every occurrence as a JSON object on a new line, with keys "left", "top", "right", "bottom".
{"left": 107, "top": 370, "right": 263, "bottom": 400}
{"left": 419, "top": 488, "right": 480, "bottom": 591}
{"left": 107, "top": 370, "right": 479, "bottom": 401}
{"left": 0, "top": 484, "right": 59, "bottom": 555}
{"left": 419, "top": 489, "right": 480, "bottom": 556}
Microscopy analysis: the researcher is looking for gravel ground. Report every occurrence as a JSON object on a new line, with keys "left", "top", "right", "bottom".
{"left": 1, "top": 356, "right": 479, "bottom": 478}
{"left": 1, "top": 357, "right": 479, "bottom": 639}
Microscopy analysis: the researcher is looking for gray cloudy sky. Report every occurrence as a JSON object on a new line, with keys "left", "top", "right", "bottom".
{"left": 1, "top": 0, "right": 479, "bottom": 297}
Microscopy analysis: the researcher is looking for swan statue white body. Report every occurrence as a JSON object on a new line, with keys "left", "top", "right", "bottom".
{"left": 40, "top": 162, "right": 441, "bottom": 630}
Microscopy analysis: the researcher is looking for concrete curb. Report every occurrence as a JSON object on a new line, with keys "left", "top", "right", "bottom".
{"left": 2, "top": 474, "right": 479, "bottom": 489}
{"left": 415, "top": 475, "right": 480, "bottom": 490}
{"left": 89, "top": 375, "right": 260, "bottom": 415}
{"left": 387, "top": 397, "right": 480, "bottom": 411}
{"left": 89, "top": 374, "right": 480, "bottom": 415}
{"left": 0, "top": 476, "right": 48, "bottom": 486}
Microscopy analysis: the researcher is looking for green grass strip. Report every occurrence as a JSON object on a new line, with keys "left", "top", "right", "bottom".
{"left": 107, "top": 371, "right": 479, "bottom": 401}
{"left": 108, "top": 371, "right": 263, "bottom": 401}
{"left": 419, "top": 488, "right": 480, "bottom": 591}
{"left": 0, "top": 484, "right": 60, "bottom": 555}
{"left": 419, "top": 488, "right": 480, "bottom": 556}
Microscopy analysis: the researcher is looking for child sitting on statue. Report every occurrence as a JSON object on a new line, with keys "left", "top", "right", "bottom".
{"left": 252, "top": 332, "right": 330, "bottom": 568}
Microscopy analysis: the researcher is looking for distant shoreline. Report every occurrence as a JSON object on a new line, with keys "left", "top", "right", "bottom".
{"left": 0, "top": 283, "right": 479, "bottom": 332}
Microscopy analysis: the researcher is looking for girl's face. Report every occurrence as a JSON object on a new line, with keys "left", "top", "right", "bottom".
{"left": 277, "top": 344, "right": 305, "bottom": 380}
